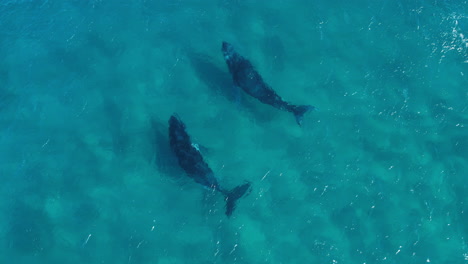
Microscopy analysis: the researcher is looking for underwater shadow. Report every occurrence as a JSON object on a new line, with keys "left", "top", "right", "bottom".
{"left": 187, "top": 52, "right": 237, "bottom": 102}
{"left": 187, "top": 52, "right": 274, "bottom": 124}
{"left": 7, "top": 200, "right": 54, "bottom": 255}
{"left": 149, "top": 118, "right": 186, "bottom": 181}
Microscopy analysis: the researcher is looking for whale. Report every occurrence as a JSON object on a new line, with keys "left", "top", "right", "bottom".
{"left": 222, "top": 41, "right": 315, "bottom": 126}
{"left": 168, "top": 114, "right": 251, "bottom": 217}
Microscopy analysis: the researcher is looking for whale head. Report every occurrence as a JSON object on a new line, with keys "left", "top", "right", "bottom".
{"left": 222, "top": 41, "right": 235, "bottom": 60}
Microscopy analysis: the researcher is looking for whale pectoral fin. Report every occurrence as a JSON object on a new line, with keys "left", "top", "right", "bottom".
{"left": 191, "top": 143, "right": 210, "bottom": 155}
{"left": 198, "top": 144, "right": 210, "bottom": 154}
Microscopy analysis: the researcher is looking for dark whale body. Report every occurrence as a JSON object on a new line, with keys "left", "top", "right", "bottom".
{"left": 168, "top": 114, "right": 251, "bottom": 217}
{"left": 222, "top": 41, "right": 315, "bottom": 126}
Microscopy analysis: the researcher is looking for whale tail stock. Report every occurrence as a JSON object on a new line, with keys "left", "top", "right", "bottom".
{"left": 292, "top": 105, "right": 315, "bottom": 126}
{"left": 223, "top": 181, "right": 252, "bottom": 217}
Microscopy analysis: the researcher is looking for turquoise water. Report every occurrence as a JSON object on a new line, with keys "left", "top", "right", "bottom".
{"left": 1, "top": 0, "right": 467, "bottom": 263}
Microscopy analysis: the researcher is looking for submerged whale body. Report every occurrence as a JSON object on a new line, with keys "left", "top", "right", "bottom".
{"left": 222, "top": 41, "right": 315, "bottom": 126}
{"left": 168, "top": 114, "right": 251, "bottom": 217}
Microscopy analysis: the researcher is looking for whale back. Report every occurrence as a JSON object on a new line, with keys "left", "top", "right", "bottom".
{"left": 168, "top": 115, "right": 219, "bottom": 189}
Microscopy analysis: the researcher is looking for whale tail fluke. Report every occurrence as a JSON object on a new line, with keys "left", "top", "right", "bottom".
{"left": 292, "top": 105, "right": 315, "bottom": 126}
{"left": 224, "top": 181, "right": 252, "bottom": 217}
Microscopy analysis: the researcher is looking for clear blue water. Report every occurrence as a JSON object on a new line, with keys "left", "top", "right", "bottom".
{"left": 0, "top": 0, "right": 467, "bottom": 263}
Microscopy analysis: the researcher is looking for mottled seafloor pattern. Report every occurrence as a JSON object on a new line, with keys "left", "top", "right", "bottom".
{"left": 0, "top": 0, "right": 467, "bottom": 263}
